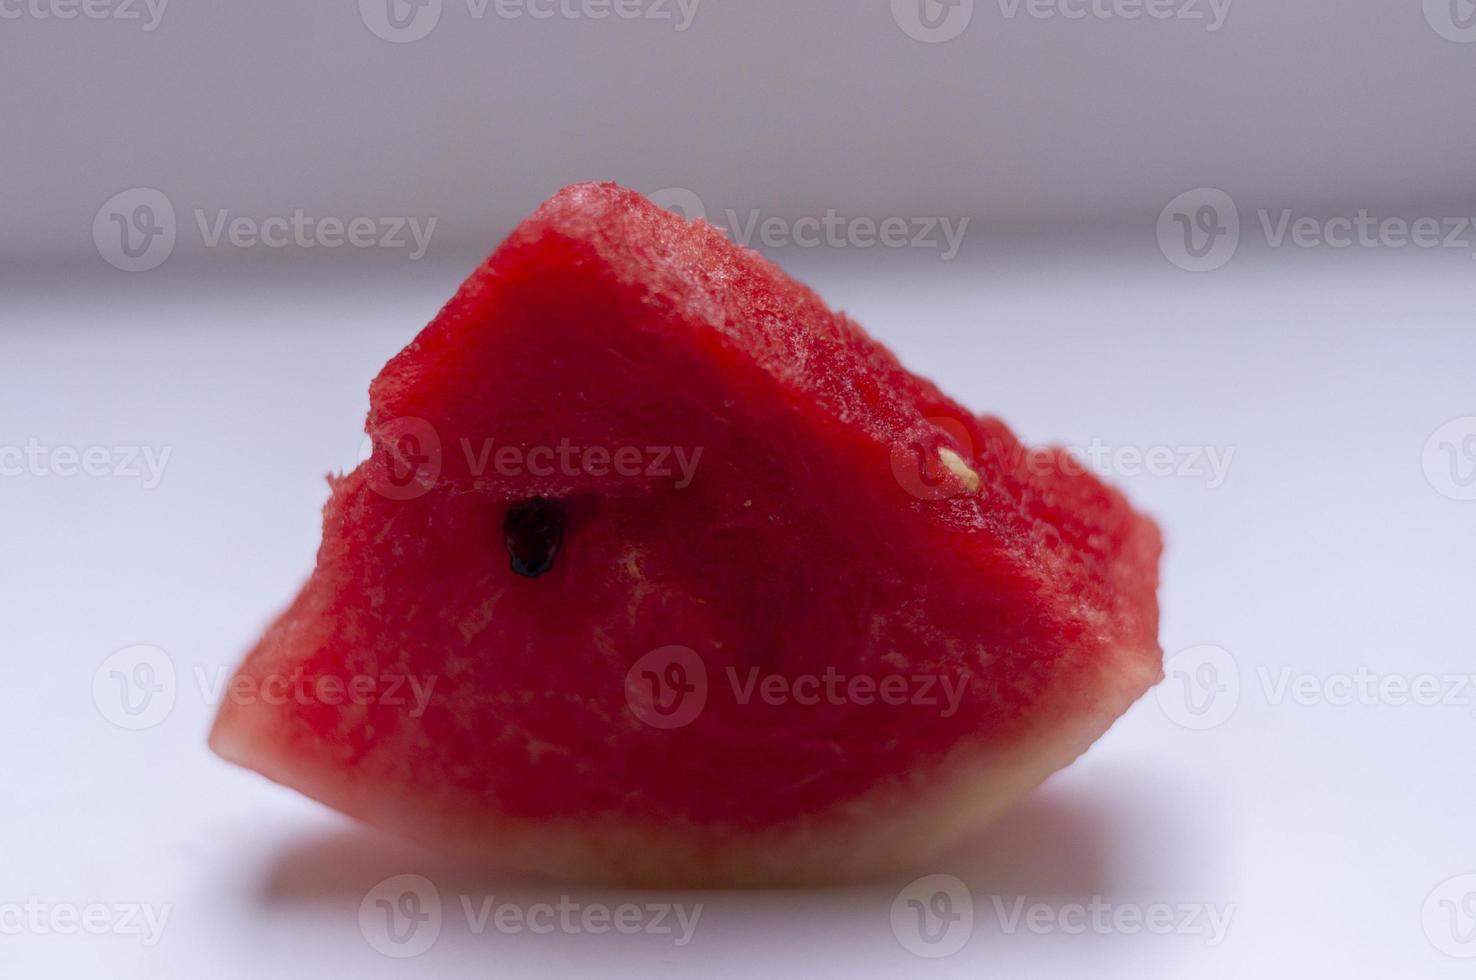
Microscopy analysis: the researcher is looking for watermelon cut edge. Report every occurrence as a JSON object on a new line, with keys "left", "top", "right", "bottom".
{"left": 212, "top": 640, "right": 1158, "bottom": 886}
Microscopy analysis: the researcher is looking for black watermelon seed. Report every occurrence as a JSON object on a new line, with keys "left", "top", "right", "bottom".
{"left": 503, "top": 497, "right": 567, "bottom": 578}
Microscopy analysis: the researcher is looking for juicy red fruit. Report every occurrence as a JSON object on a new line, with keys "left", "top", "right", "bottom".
{"left": 210, "top": 182, "right": 1163, "bottom": 885}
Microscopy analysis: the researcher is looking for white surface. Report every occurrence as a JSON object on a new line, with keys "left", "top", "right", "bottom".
{"left": 4, "top": 238, "right": 1476, "bottom": 977}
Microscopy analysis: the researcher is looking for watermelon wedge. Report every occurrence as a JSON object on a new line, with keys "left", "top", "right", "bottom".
{"left": 210, "top": 182, "right": 1163, "bottom": 886}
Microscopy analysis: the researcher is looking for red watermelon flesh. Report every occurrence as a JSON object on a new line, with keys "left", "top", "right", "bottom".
{"left": 210, "top": 182, "right": 1162, "bottom": 886}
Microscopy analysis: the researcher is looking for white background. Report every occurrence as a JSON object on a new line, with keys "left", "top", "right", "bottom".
{"left": 2, "top": 0, "right": 1476, "bottom": 265}
{"left": 5, "top": 1, "right": 1476, "bottom": 977}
